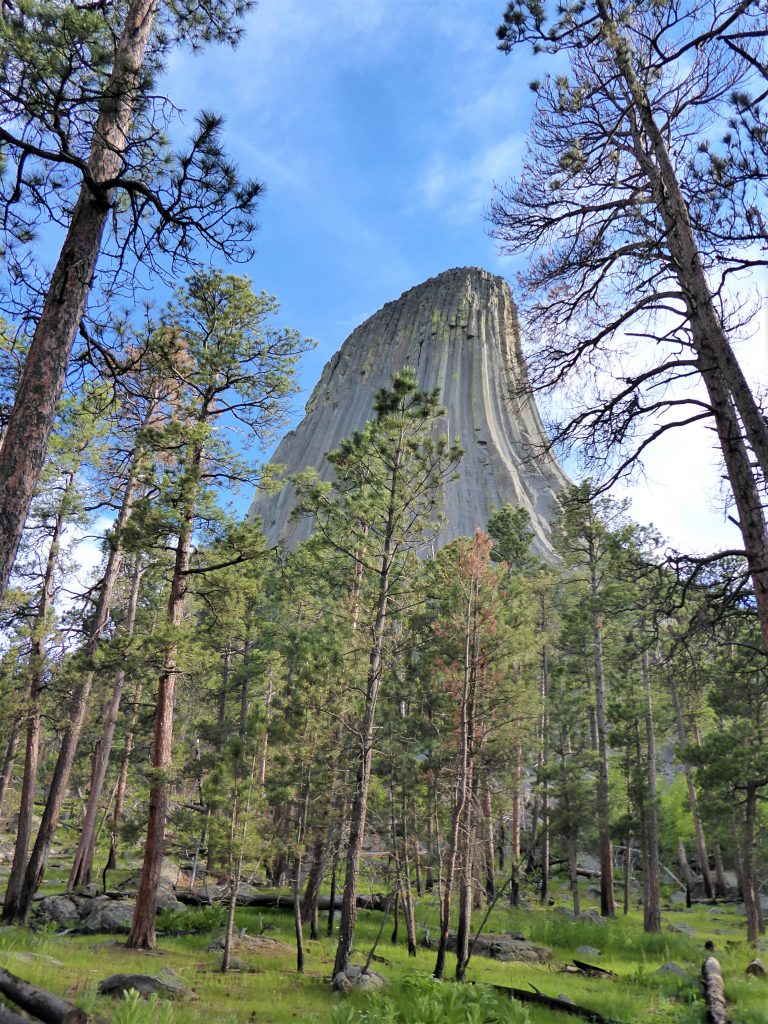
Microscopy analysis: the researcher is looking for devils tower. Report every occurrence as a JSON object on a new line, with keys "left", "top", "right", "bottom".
{"left": 250, "top": 267, "right": 568, "bottom": 557}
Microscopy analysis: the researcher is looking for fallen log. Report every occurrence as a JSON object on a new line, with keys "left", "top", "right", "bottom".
{"left": 485, "top": 981, "right": 623, "bottom": 1023}
{"left": 0, "top": 1003, "right": 31, "bottom": 1024}
{"left": 572, "top": 959, "right": 615, "bottom": 978}
{"left": 0, "top": 968, "right": 86, "bottom": 1024}
{"left": 174, "top": 890, "right": 387, "bottom": 912}
{"left": 702, "top": 956, "right": 732, "bottom": 1024}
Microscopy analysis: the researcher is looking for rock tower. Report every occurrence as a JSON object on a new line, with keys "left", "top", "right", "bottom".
{"left": 250, "top": 267, "right": 568, "bottom": 557}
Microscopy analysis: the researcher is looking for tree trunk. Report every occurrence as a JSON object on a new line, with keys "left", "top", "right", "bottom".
{"left": 592, "top": 608, "right": 615, "bottom": 918}
{"left": 111, "top": 682, "right": 143, "bottom": 863}
{"left": 481, "top": 779, "right": 496, "bottom": 901}
{"left": 2, "top": 493, "right": 67, "bottom": 923}
{"left": 68, "top": 557, "right": 143, "bottom": 890}
{"left": 0, "top": 0, "right": 160, "bottom": 601}
{"left": 128, "top": 511, "right": 194, "bottom": 949}
{"left": 13, "top": 462, "right": 139, "bottom": 921}
{"left": 332, "top": 477, "right": 399, "bottom": 978}
{"left": 434, "top": 574, "right": 476, "bottom": 980}
{"left": 455, "top": 770, "right": 475, "bottom": 982}
{"left": 623, "top": 835, "right": 632, "bottom": 915}
{"left": 301, "top": 835, "right": 325, "bottom": 939}
{"left": 742, "top": 782, "right": 762, "bottom": 945}
{"left": 568, "top": 835, "right": 581, "bottom": 916}
{"left": 668, "top": 678, "right": 713, "bottom": 898}
{"left": 0, "top": 717, "right": 20, "bottom": 821}
{"left": 641, "top": 649, "right": 660, "bottom": 933}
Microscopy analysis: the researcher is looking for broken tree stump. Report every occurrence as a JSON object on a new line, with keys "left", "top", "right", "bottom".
{"left": 701, "top": 956, "right": 732, "bottom": 1024}
{"left": 0, "top": 968, "right": 86, "bottom": 1024}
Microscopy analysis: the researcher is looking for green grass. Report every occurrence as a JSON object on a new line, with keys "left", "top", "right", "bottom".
{"left": 0, "top": 881, "right": 765, "bottom": 1023}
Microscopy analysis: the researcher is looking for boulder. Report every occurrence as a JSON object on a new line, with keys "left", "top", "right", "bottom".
{"left": 37, "top": 895, "right": 79, "bottom": 925}
{"left": 445, "top": 933, "right": 550, "bottom": 963}
{"left": 98, "top": 973, "right": 188, "bottom": 999}
{"left": 82, "top": 901, "right": 135, "bottom": 934}
{"left": 656, "top": 963, "right": 690, "bottom": 978}
{"left": 332, "top": 965, "right": 386, "bottom": 993}
{"left": 575, "top": 945, "right": 602, "bottom": 957}
{"left": 667, "top": 923, "right": 695, "bottom": 936}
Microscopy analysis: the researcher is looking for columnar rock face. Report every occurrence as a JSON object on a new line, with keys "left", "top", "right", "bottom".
{"left": 250, "top": 267, "right": 569, "bottom": 557}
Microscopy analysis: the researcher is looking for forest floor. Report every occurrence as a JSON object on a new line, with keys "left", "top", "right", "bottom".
{"left": 0, "top": 869, "right": 766, "bottom": 1024}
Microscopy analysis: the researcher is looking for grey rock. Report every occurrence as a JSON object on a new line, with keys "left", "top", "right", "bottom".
{"left": 667, "top": 923, "right": 695, "bottom": 936}
{"left": 575, "top": 945, "right": 602, "bottom": 957}
{"left": 250, "top": 268, "right": 568, "bottom": 556}
{"left": 656, "top": 963, "right": 690, "bottom": 977}
{"left": 556, "top": 995, "right": 576, "bottom": 1004}
{"left": 156, "top": 891, "right": 184, "bottom": 911}
{"left": 82, "top": 901, "right": 135, "bottom": 933}
{"left": 98, "top": 973, "right": 188, "bottom": 999}
{"left": 332, "top": 965, "right": 387, "bottom": 993}
{"left": 669, "top": 891, "right": 687, "bottom": 906}
{"left": 37, "top": 895, "right": 79, "bottom": 924}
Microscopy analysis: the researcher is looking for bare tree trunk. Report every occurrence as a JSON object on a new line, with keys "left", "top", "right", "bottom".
{"left": 455, "top": 770, "right": 475, "bottom": 982}
{"left": 68, "top": 558, "right": 143, "bottom": 890}
{"left": 301, "top": 835, "right": 325, "bottom": 939}
{"left": 0, "top": 0, "right": 160, "bottom": 600}
{"left": 481, "top": 779, "right": 496, "bottom": 901}
{"left": 0, "top": 718, "right": 20, "bottom": 821}
{"left": 510, "top": 717, "right": 522, "bottom": 868}
{"left": 128, "top": 514, "right": 194, "bottom": 949}
{"left": 3, "top": 493, "right": 67, "bottom": 923}
{"left": 742, "top": 782, "right": 763, "bottom": 945}
{"left": 332, "top": 495, "right": 399, "bottom": 979}
{"left": 641, "top": 650, "right": 660, "bottom": 932}
{"left": 623, "top": 836, "right": 632, "bottom": 915}
{"left": 568, "top": 835, "right": 581, "bottom": 916}
{"left": 668, "top": 678, "right": 713, "bottom": 898}
{"left": 434, "top": 575, "right": 476, "bottom": 980}
{"left": 110, "top": 682, "right": 143, "bottom": 867}
{"left": 712, "top": 834, "right": 727, "bottom": 898}
{"left": 14, "top": 463, "right": 139, "bottom": 921}
{"left": 592, "top": 609, "right": 615, "bottom": 918}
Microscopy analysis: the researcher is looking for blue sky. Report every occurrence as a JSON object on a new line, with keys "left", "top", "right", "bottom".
{"left": 157, "top": 0, "right": 762, "bottom": 555}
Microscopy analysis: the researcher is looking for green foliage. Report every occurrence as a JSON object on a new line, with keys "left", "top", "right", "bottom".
{"left": 113, "top": 990, "right": 175, "bottom": 1024}
{"left": 331, "top": 975, "right": 529, "bottom": 1024}
{"left": 155, "top": 905, "right": 227, "bottom": 934}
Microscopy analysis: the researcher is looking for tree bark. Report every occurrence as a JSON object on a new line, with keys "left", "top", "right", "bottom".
{"left": 0, "top": 0, "right": 160, "bottom": 601}
{"left": 12, "top": 460, "right": 138, "bottom": 921}
{"left": 0, "top": 717, "right": 20, "bottom": 821}
{"left": 641, "top": 649, "right": 660, "bottom": 932}
{"left": 128, "top": 514, "right": 194, "bottom": 948}
{"left": 0, "top": 967, "right": 86, "bottom": 1024}
{"left": 2, "top": 490, "right": 67, "bottom": 923}
{"left": 68, "top": 557, "right": 144, "bottom": 890}
{"left": 332, "top": 450, "right": 401, "bottom": 979}
{"left": 592, "top": 607, "right": 615, "bottom": 918}
{"left": 667, "top": 678, "right": 713, "bottom": 898}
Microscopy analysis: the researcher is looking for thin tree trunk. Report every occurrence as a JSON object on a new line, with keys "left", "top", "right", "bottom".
{"left": 301, "top": 835, "right": 325, "bottom": 939}
{"left": 68, "top": 558, "right": 143, "bottom": 890}
{"left": 13, "top": 462, "right": 140, "bottom": 921}
{"left": 592, "top": 608, "right": 615, "bottom": 918}
{"left": 3, "top": 492, "right": 67, "bottom": 923}
{"left": 455, "top": 768, "right": 475, "bottom": 982}
{"left": 0, "top": 718, "right": 20, "bottom": 821}
{"left": 742, "top": 782, "right": 763, "bottom": 945}
{"left": 568, "top": 835, "right": 581, "bottom": 916}
{"left": 332, "top": 470, "right": 400, "bottom": 979}
{"left": 623, "top": 835, "right": 632, "bottom": 915}
{"left": 0, "top": 0, "right": 160, "bottom": 600}
{"left": 434, "top": 574, "right": 476, "bottom": 980}
{"left": 110, "top": 682, "right": 143, "bottom": 866}
{"left": 668, "top": 677, "right": 713, "bottom": 898}
{"left": 128, "top": 511, "right": 194, "bottom": 948}
{"left": 481, "top": 780, "right": 496, "bottom": 901}
{"left": 641, "top": 649, "right": 660, "bottom": 932}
